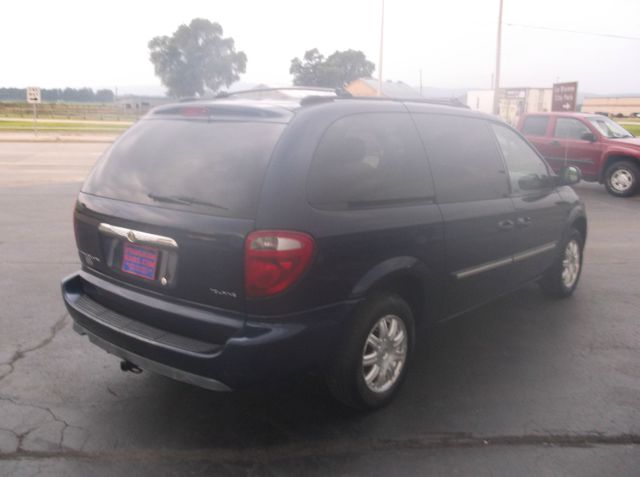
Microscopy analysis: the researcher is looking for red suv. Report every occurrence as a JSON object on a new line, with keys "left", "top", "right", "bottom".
{"left": 518, "top": 112, "right": 640, "bottom": 197}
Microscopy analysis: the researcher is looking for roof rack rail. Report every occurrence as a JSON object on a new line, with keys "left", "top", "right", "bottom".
{"left": 314, "top": 95, "right": 468, "bottom": 109}
{"left": 215, "top": 86, "right": 332, "bottom": 99}
{"left": 402, "top": 97, "right": 469, "bottom": 108}
{"left": 215, "top": 86, "right": 353, "bottom": 99}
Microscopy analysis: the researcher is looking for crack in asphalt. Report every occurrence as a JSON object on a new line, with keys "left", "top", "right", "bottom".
{"left": 0, "top": 313, "right": 68, "bottom": 382}
{"left": 0, "top": 432, "right": 638, "bottom": 462}
{"left": 0, "top": 395, "right": 89, "bottom": 453}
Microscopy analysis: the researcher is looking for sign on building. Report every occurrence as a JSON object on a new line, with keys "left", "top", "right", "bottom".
{"left": 26, "top": 87, "right": 41, "bottom": 104}
{"left": 552, "top": 82, "right": 578, "bottom": 112}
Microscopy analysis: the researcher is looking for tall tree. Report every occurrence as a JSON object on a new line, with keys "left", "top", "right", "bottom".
{"left": 290, "top": 49, "right": 375, "bottom": 88}
{"left": 95, "top": 89, "right": 115, "bottom": 102}
{"left": 148, "top": 18, "right": 247, "bottom": 98}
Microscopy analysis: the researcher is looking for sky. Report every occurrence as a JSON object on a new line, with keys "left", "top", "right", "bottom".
{"left": 1, "top": 0, "right": 639, "bottom": 95}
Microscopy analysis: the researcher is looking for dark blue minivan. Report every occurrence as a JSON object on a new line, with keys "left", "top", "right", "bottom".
{"left": 62, "top": 89, "right": 587, "bottom": 409}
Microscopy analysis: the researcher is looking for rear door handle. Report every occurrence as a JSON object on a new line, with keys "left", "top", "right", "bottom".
{"left": 550, "top": 140, "right": 561, "bottom": 146}
{"left": 516, "top": 216, "right": 532, "bottom": 228}
{"left": 498, "top": 219, "right": 515, "bottom": 231}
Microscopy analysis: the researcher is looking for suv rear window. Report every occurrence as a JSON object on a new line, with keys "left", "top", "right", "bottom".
{"left": 521, "top": 116, "right": 549, "bottom": 136}
{"left": 82, "top": 119, "right": 285, "bottom": 218}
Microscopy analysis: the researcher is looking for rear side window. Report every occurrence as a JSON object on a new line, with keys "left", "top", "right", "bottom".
{"left": 82, "top": 119, "right": 285, "bottom": 218}
{"left": 413, "top": 114, "right": 509, "bottom": 203}
{"left": 554, "top": 118, "right": 591, "bottom": 140}
{"left": 521, "top": 116, "right": 549, "bottom": 136}
{"left": 307, "top": 113, "right": 433, "bottom": 209}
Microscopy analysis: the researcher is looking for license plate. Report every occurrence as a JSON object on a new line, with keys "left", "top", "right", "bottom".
{"left": 121, "top": 243, "right": 159, "bottom": 280}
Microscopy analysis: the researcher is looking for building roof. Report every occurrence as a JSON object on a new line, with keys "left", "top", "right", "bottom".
{"left": 357, "top": 78, "right": 423, "bottom": 99}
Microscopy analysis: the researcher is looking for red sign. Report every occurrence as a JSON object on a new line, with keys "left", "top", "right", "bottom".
{"left": 552, "top": 82, "right": 578, "bottom": 112}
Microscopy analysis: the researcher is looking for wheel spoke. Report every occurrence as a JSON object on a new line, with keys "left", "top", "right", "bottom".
{"left": 388, "top": 318, "right": 398, "bottom": 339}
{"left": 363, "top": 352, "right": 378, "bottom": 366}
{"left": 378, "top": 318, "right": 389, "bottom": 338}
{"left": 367, "top": 334, "right": 382, "bottom": 350}
{"left": 392, "top": 329, "right": 405, "bottom": 347}
{"left": 365, "top": 364, "right": 381, "bottom": 385}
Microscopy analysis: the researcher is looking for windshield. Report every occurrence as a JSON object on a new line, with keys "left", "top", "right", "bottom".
{"left": 82, "top": 119, "right": 286, "bottom": 218}
{"left": 587, "top": 117, "right": 634, "bottom": 138}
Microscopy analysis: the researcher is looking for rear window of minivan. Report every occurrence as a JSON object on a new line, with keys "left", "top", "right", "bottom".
{"left": 82, "top": 119, "right": 285, "bottom": 218}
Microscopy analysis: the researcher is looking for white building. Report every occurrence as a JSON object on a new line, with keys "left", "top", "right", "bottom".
{"left": 466, "top": 90, "right": 495, "bottom": 114}
{"left": 466, "top": 88, "right": 553, "bottom": 124}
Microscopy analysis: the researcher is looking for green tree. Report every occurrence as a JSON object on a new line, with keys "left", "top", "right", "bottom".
{"left": 95, "top": 89, "right": 115, "bottom": 103}
{"left": 290, "top": 49, "right": 375, "bottom": 88}
{"left": 148, "top": 18, "right": 247, "bottom": 98}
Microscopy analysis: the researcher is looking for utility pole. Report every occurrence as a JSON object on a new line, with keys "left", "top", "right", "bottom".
{"left": 493, "top": 0, "right": 504, "bottom": 115}
{"left": 378, "top": 0, "right": 385, "bottom": 96}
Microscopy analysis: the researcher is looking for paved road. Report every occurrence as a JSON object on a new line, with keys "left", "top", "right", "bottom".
{"left": 0, "top": 143, "right": 639, "bottom": 476}
{"left": 0, "top": 132, "right": 119, "bottom": 144}
{"left": 0, "top": 118, "right": 132, "bottom": 125}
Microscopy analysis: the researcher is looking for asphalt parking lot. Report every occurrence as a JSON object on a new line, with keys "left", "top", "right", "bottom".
{"left": 0, "top": 142, "right": 639, "bottom": 476}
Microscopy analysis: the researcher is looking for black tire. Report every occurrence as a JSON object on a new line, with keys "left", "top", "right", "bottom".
{"left": 325, "top": 293, "right": 415, "bottom": 410}
{"left": 604, "top": 160, "right": 640, "bottom": 197}
{"left": 539, "top": 229, "right": 584, "bottom": 298}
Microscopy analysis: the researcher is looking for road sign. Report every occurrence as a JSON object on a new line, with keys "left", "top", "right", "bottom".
{"left": 26, "top": 87, "right": 41, "bottom": 104}
{"left": 552, "top": 82, "right": 578, "bottom": 112}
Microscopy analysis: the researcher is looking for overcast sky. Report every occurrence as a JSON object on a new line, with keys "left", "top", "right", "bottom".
{"left": 2, "top": 0, "right": 639, "bottom": 95}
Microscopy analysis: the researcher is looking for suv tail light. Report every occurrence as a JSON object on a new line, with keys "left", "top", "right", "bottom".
{"left": 244, "top": 230, "right": 315, "bottom": 298}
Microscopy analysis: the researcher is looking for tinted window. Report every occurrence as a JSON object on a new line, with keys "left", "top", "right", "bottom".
{"left": 554, "top": 117, "right": 591, "bottom": 140}
{"left": 492, "top": 124, "right": 550, "bottom": 193}
{"left": 413, "top": 114, "right": 509, "bottom": 203}
{"left": 307, "top": 113, "right": 433, "bottom": 209}
{"left": 82, "top": 119, "right": 285, "bottom": 218}
{"left": 522, "top": 116, "right": 549, "bottom": 136}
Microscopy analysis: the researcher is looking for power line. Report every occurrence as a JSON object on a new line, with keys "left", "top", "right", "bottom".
{"left": 506, "top": 23, "right": 640, "bottom": 40}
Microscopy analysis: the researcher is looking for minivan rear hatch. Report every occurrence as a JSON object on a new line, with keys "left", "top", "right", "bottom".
{"left": 75, "top": 104, "right": 290, "bottom": 316}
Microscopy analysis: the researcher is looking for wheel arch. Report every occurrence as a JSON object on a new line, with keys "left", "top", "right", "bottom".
{"left": 600, "top": 154, "right": 640, "bottom": 183}
{"left": 571, "top": 216, "right": 587, "bottom": 243}
{"left": 350, "top": 256, "right": 433, "bottom": 327}
{"left": 567, "top": 206, "right": 587, "bottom": 243}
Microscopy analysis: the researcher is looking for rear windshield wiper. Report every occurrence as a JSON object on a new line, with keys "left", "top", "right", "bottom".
{"left": 147, "top": 193, "right": 228, "bottom": 210}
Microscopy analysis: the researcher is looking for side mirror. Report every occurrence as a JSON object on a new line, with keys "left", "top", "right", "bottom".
{"left": 517, "top": 173, "right": 544, "bottom": 191}
{"left": 581, "top": 132, "right": 597, "bottom": 142}
{"left": 559, "top": 166, "right": 581, "bottom": 186}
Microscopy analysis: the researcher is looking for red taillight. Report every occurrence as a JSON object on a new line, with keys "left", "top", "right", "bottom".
{"left": 180, "top": 106, "right": 209, "bottom": 117}
{"left": 244, "top": 230, "right": 315, "bottom": 298}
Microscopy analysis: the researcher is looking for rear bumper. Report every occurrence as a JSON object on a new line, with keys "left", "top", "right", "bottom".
{"left": 62, "top": 271, "right": 359, "bottom": 390}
